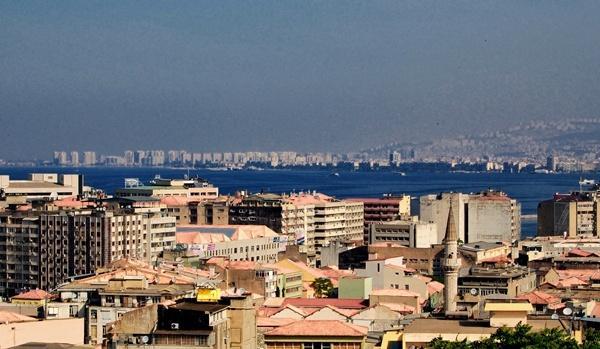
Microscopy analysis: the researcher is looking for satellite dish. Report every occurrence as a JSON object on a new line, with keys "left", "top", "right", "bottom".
{"left": 470, "top": 288, "right": 478, "bottom": 296}
{"left": 551, "top": 313, "right": 559, "bottom": 320}
{"left": 141, "top": 336, "right": 149, "bottom": 344}
{"left": 563, "top": 308, "right": 573, "bottom": 316}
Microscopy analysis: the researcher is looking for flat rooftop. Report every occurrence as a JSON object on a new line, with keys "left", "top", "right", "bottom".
{"left": 403, "top": 318, "right": 566, "bottom": 334}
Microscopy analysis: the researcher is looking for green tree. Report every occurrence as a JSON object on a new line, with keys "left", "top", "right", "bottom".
{"left": 310, "top": 277, "right": 334, "bottom": 298}
{"left": 583, "top": 327, "right": 600, "bottom": 349}
{"left": 431, "top": 337, "right": 472, "bottom": 349}
{"left": 430, "top": 324, "right": 580, "bottom": 349}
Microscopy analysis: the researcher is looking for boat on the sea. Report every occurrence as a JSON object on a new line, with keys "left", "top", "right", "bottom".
{"left": 330, "top": 172, "right": 340, "bottom": 177}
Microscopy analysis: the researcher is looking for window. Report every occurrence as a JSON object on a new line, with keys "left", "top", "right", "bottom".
{"left": 90, "top": 310, "right": 97, "bottom": 319}
{"left": 47, "top": 307, "right": 58, "bottom": 316}
{"left": 70, "top": 305, "right": 79, "bottom": 317}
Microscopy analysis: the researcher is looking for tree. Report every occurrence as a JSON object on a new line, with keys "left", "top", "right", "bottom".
{"left": 430, "top": 324, "right": 581, "bottom": 349}
{"left": 583, "top": 327, "right": 600, "bottom": 349}
{"left": 310, "top": 277, "right": 334, "bottom": 298}
{"left": 431, "top": 337, "right": 472, "bottom": 349}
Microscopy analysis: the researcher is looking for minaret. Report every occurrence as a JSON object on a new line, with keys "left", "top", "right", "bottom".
{"left": 443, "top": 203, "right": 461, "bottom": 314}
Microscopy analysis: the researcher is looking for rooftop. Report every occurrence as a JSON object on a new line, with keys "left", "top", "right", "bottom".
{"left": 0, "top": 310, "right": 37, "bottom": 324}
{"left": 278, "top": 298, "right": 368, "bottom": 309}
{"left": 403, "top": 318, "right": 565, "bottom": 334}
{"left": 12, "top": 289, "right": 53, "bottom": 301}
{"left": 265, "top": 320, "right": 367, "bottom": 337}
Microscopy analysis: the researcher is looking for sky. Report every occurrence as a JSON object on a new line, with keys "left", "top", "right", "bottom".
{"left": 1, "top": 1, "right": 600, "bottom": 160}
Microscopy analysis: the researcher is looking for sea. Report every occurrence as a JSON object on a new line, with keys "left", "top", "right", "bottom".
{"left": 1, "top": 167, "right": 592, "bottom": 238}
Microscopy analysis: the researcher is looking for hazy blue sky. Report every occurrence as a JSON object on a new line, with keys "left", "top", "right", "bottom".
{"left": 1, "top": 1, "right": 600, "bottom": 159}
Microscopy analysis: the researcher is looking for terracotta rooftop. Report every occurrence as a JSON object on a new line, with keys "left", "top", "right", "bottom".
{"left": 59, "top": 258, "right": 209, "bottom": 289}
{"left": 427, "top": 281, "right": 445, "bottom": 295}
{"left": 379, "top": 302, "right": 417, "bottom": 314}
{"left": 265, "top": 320, "right": 368, "bottom": 337}
{"left": 371, "top": 288, "right": 421, "bottom": 298}
{"left": 516, "top": 291, "right": 561, "bottom": 306}
{"left": 0, "top": 310, "right": 37, "bottom": 323}
{"left": 566, "top": 248, "right": 599, "bottom": 258}
{"left": 12, "top": 289, "right": 53, "bottom": 301}
{"left": 257, "top": 317, "right": 296, "bottom": 328}
{"left": 282, "top": 298, "right": 368, "bottom": 309}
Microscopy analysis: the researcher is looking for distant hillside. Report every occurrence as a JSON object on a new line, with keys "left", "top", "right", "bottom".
{"left": 364, "top": 118, "right": 600, "bottom": 161}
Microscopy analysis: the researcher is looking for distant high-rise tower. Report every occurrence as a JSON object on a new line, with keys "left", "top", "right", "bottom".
{"left": 546, "top": 155, "right": 557, "bottom": 172}
{"left": 443, "top": 204, "right": 460, "bottom": 315}
{"left": 53, "top": 151, "right": 68, "bottom": 166}
{"left": 83, "top": 151, "right": 96, "bottom": 166}
{"left": 70, "top": 151, "right": 79, "bottom": 166}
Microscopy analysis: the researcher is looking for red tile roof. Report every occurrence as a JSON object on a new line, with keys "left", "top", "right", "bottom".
{"left": 265, "top": 320, "right": 367, "bottom": 337}
{"left": 566, "top": 248, "right": 599, "bottom": 258}
{"left": 257, "top": 317, "right": 296, "bottom": 328}
{"left": 11, "top": 289, "right": 53, "bottom": 301}
{"left": 427, "top": 281, "right": 445, "bottom": 295}
{"left": 282, "top": 298, "right": 368, "bottom": 309}
{"left": 516, "top": 291, "right": 561, "bottom": 306}
{"left": 0, "top": 311, "right": 37, "bottom": 323}
{"left": 379, "top": 302, "right": 417, "bottom": 314}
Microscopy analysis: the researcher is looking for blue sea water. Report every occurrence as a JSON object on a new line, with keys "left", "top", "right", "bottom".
{"left": 0, "top": 167, "right": 589, "bottom": 238}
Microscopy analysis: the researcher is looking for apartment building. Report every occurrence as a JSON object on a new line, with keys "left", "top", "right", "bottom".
{"left": 56, "top": 259, "right": 210, "bottom": 345}
{"left": 103, "top": 197, "right": 177, "bottom": 260}
{"left": 287, "top": 193, "right": 364, "bottom": 266}
{"left": 0, "top": 205, "right": 176, "bottom": 297}
{"left": 347, "top": 194, "right": 411, "bottom": 243}
{"left": 0, "top": 215, "right": 40, "bottom": 297}
{"left": 420, "top": 190, "right": 521, "bottom": 244}
{"left": 228, "top": 193, "right": 317, "bottom": 265}
{"left": 368, "top": 218, "right": 438, "bottom": 248}
{"left": 207, "top": 259, "right": 279, "bottom": 298}
{"left": 105, "top": 295, "right": 257, "bottom": 349}
{"left": 173, "top": 224, "right": 285, "bottom": 263}
{"left": 537, "top": 192, "right": 600, "bottom": 237}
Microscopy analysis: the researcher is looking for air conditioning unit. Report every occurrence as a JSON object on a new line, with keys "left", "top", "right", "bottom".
{"left": 171, "top": 322, "right": 179, "bottom": 330}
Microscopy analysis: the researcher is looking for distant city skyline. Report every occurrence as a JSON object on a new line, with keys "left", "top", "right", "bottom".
{"left": 2, "top": 2, "right": 600, "bottom": 159}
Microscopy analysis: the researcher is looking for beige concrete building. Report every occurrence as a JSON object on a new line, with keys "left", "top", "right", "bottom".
{"left": 368, "top": 217, "right": 438, "bottom": 248}
{"left": 286, "top": 193, "right": 363, "bottom": 266}
{"left": 0, "top": 173, "right": 82, "bottom": 200}
{"left": 420, "top": 190, "right": 521, "bottom": 244}
{"left": 57, "top": 259, "right": 208, "bottom": 345}
{"left": 0, "top": 316, "right": 84, "bottom": 348}
{"left": 173, "top": 224, "right": 284, "bottom": 263}
{"left": 227, "top": 193, "right": 317, "bottom": 265}
{"left": 538, "top": 192, "right": 600, "bottom": 237}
